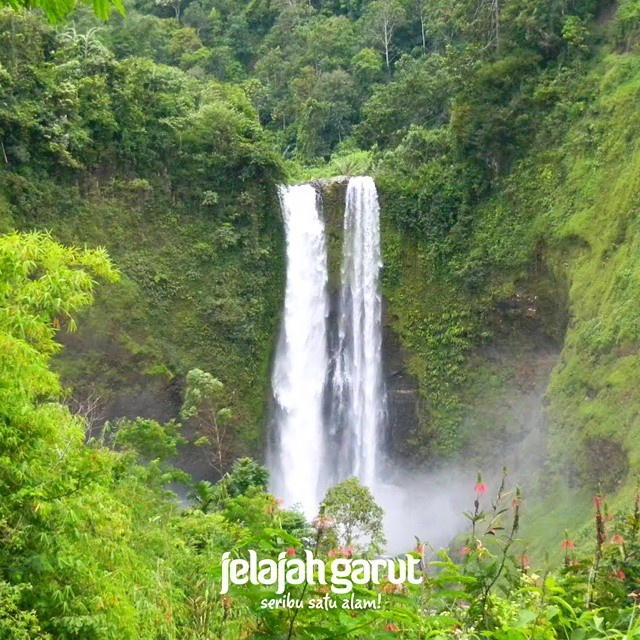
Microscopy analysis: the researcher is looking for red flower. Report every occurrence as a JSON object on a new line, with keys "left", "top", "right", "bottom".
{"left": 385, "top": 623, "right": 398, "bottom": 632}
{"left": 285, "top": 547, "right": 296, "bottom": 557}
{"left": 413, "top": 544, "right": 425, "bottom": 555}
{"left": 473, "top": 474, "right": 487, "bottom": 496}
{"left": 561, "top": 539, "right": 574, "bottom": 549}
{"left": 516, "top": 554, "right": 529, "bottom": 567}
{"left": 460, "top": 546, "right": 470, "bottom": 555}
{"left": 610, "top": 570, "right": 625, "bottom": 580}
{"left": 593, "top": 495, "right": 602, "bottom": 508}
{"left": 328, "top": 548, "right": 339, "bottom": 558}
{"left": 473, "top": 472, "right": 487, "bottom": 495}
{"left": 612, "top": 534, "right": 625, "bottom": 545}
{"left": 340, "top": 546, "right": 354, "bottom": 558}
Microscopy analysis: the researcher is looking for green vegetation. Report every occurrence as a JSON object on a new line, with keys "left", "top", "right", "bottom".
{"left": 0, "top": 255, "right": 639, "bottom": 637}
{"left": 0, "top": 5, "right": 286, "bottom": 463}
{"left": 376, "top": 2, "right": 640, "bottom": 493}
{"left": 1, "top": 0, "right": 123, "bottom": 23}
{"left": 1, "top": 0, "right": 632, "bottom": 478}
{"left": 365, "top": 0, "right": 640, "bottom": 497}
{"left": 3, "top": 0, "right": 640, "bottom": 634}
{"left": 322, "top": 477, "right": 386, "bottom": 555}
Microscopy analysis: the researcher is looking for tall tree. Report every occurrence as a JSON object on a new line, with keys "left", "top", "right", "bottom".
{"left": 363, "top": 0, "right": 406, "bottom": 73}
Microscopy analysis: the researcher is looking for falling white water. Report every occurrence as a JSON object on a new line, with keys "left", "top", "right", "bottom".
{"left": 271, "top": 177, "right": 385, "bottom": 517}
{"left": 270, "top": 184, "right": 328, "bottom": 517}
{"left": 331, "top": 176, "right": 385, "bottom": 488}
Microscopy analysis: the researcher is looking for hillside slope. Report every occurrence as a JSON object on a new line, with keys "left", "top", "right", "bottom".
{"left": 376, "top": 13, "right": 640, "bottom": 546}
{"left": 0, "top": 7, "right": 286, "bottom": 472}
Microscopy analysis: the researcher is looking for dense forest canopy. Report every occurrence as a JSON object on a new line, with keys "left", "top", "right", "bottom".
{"left": 3, "top": 0, "right": 640, "bottom": 636}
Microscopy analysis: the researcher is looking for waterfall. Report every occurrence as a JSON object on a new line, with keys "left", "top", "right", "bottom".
{"left": 270, "top": 177, "right": 384, "bottom": 517}
{"left": 330, "top": 177, "right": 385, "bottom": 487}
{"left": 270, "top": 184, "right": 328, "bottom": 517}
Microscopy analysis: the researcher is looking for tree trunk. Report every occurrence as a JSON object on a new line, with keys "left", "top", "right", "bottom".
{"left": 491, "top": 0, "right": 500, "bottom": 51}
{"left": 383, "top": 19, "right": 391, "bottom": 72}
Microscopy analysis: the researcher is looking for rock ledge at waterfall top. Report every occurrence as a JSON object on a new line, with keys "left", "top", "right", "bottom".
{"left": 307, "top": 175, "right": 350, "bottom": 191}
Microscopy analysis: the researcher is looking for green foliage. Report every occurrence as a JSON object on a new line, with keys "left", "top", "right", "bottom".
{"left": 181, "top": 368, "right": 225, "bottom": 421}
{"left": 0, "top": 239, "right": 298, "bottom": 635}
{"left": 366, "top": 0, "right": 629, "bottom": 478}
{"left": 0, "top": 0, "right": 123, "bottom": 24}
{"left": 223, "top": 457, "right": 269, "bottom": 497}
{"left": 2, "top": 226, "right": 640, "bottom": 639}
{"left": 611, "top": 0, "right": 640, "bottom": 52}
{"left": 0, "top": 6, "right": 286, "bottom": 460}
{"left": 357, "top": 55, "right": 454, "bottom": 148}
{"left": 3, "top": 2, "right": 640, "bottom": 636}
{"left": 377, "top": 125, "right": 481, "bottom": 243}
{"left": 0, "top": 0, "right": 610, "bottom": 484}
{"left": 181, "top": 368, "right": 236, "bottom": 472}
{"left": 0, "top": 582, "right": 48, "bottom": 639}
{"left": 210, "top": 480, "right": 640, "bottom": 638}
{"left": 322, "top": 477, "right": 386, "bottom": 554}
{"left": 112, "top": 417, "right": 186, "bottom": 462}
{"left": 377, "top": 15, "right": 640, "bottom": 543}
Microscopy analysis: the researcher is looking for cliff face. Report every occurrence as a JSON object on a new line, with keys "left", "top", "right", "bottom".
{"left": 377, "top": 214, "right": 569, "bottom": 472}
{"left": 359, "top": 47, "right": 640, "bottom": 549}
{"left": 310, "top": 176, "right": 569, "bottom": 488}
{"left": 22, "top": 181, "right": 287, "bottom": 473}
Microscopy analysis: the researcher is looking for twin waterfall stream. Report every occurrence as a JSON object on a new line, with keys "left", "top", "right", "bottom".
{"left": 270, "top": 177, "right": 385, "bottom": 517}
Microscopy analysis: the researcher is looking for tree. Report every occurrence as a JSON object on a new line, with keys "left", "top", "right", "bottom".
{"left": 351, "top": 47, "right": 383, "bottom": 88}
{"left": 60, "top": 25, "right": 106, "bottom": 58}
{"left": 0, "top": 231, "right": 126, "bottom": 635}
{"left": 188, "top": 458, "right": 268, "bottom": 513}
{"left": 480, "top": 0, "right": 501, "bottom": 52}
{"left": 362, "top": 0, "right": 406, "bottom": 73}
{"left": 321, "top": 477, "right": 386, "bottom": 555}
{"left": 295, "top": 68, "right": 359, "bottom": 159}
{"left": 181, "top": 368, "right": 234, "bottom": 473}
{"left": 0, "top": 230, "right": 118, "bottom": 501}
{"left": 224, "top": 457, "right": 269, "bottom": 496}
{"left": 357, "top": 54, "right": 453, "bottom": 147}
{"left": 188, "top": 479, "right": 217, "bottom": 512}
{"left": 155, "top": 0, "right": 183, "bottom": 21}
